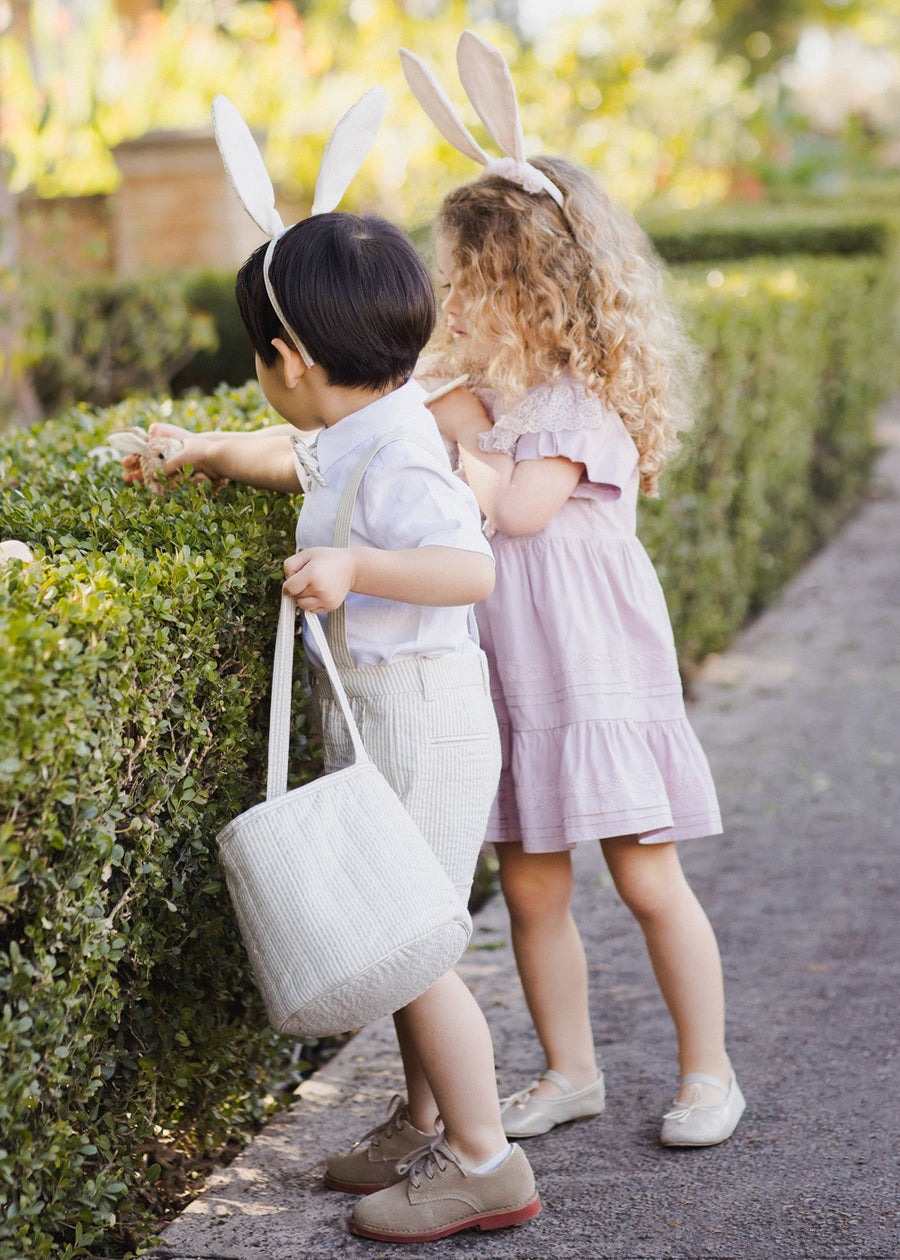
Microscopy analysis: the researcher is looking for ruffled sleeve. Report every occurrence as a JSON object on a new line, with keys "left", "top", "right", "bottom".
{"left": 483, "top": 424, "right": 639, "bottom": 500}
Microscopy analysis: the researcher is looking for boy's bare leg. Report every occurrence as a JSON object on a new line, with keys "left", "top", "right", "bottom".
{"left": 394, "top": 970, "right": 508, "bottom": 1166}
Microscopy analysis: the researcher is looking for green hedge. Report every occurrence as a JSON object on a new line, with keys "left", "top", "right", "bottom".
{"left": 0, "top": 385, "right": 321, "bottom": 1259}
{"left": 22, "top": 274, "right": 218, "bottom": 414}
{"left": 641, "top": 249, "right": 898, "bottom": 667}
{"left": 1, "top": 240, "right": 898, "bottom": 1257}
{"left": 171, "top": 271, "right": 256, "bottom": 397}
{"left": 640, "top": 202, "right": 896, "bottom": 265}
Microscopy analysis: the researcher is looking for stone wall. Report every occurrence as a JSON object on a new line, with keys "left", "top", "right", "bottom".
{"left": 17, "top": 130, "right": 306, "bottom": 279}
{"left": 18, "top": 194, "right": 114, "bottom": 278}
{"left": 112, "top": 130, "right": 270, "bottom": 274}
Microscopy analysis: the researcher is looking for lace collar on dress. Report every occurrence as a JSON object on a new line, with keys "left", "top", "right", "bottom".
{"left": 476, "top": 372, "right": 617, "bottom": 456}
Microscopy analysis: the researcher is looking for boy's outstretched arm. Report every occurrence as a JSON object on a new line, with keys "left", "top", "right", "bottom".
{"left": 121, "top": 422, "right": 302, "bottom": 493}
{"left": 283, "top": 546, "right": 494, "bottom": 614}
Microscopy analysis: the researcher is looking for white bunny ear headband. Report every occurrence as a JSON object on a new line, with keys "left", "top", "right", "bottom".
{"left": 211, "top": 88, "right": 387, "bottom": 368}
{"left": 399, "top": 29, "right": 564, "bottom": 210}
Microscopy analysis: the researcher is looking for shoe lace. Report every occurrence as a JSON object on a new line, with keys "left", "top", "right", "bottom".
{"left": 353, "top": 1093, "right": 409, "bottom": 1150}
{"left": 395, "top": 1126, "right": 466, "bottom": 1189}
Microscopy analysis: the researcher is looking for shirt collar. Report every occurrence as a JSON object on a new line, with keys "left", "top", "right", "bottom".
{"left": 315, "top": 378, "right": 429, "bottom": 473}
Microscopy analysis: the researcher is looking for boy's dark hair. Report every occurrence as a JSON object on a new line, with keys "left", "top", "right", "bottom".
{"left": 235, "top": 212, "right": 435, "bottom": 391}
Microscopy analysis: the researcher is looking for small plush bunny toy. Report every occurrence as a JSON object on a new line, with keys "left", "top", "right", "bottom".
{"left": 108, "top": 426, "right": 226, "bottom": 496}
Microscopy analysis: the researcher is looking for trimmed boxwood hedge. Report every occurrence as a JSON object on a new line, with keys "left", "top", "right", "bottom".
{"left": 641, "top": 205, "right": 895, "bottom": 265}
{"left": 641, "top": 248, "right": 898, "bottom": 667}
{"left": 1, "top": 386, "right": 320, "bottom": 1258}
{"left": 1, "top": 239, "right": 898, "bottom": 1257}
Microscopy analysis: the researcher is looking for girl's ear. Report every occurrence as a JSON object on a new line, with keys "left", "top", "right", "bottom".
{"left": 271, "top": 337, "right": 309, "bottom": 389}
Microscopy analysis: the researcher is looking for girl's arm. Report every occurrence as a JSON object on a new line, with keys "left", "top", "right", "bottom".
{"left": 122, "top": 422, "right": 301, "bottom": 493}
{"left": 283, "top": 546, "right": 495, "bottom": 613}
{"left": 430, "top": 388, "right": 583, "bottom": 536}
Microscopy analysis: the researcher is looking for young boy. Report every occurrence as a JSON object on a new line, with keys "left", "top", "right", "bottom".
{"left": 124, "top": 211, "right": 540, "bottom": 1242}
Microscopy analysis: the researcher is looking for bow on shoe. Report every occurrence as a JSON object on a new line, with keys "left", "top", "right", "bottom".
{"left": 662, "top": 1079, "right": 708, "bottom": 1124}
{"left": 501, "top": 1080, "right": 543, "bottom": 1110}
{"left": 349, "top": 1093, "right": 409, "bottom": 1150}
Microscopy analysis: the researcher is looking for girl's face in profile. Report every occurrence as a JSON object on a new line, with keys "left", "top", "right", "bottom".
{"left": 435, "top": 233, "right": 495, "bottom": 369}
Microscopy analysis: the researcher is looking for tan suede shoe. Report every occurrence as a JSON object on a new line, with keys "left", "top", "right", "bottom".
{"left": 349, "top": 1137, "right": 541, "bottom": 1242}
{"left": 324, "top": 1095, "right": 437, "bottom": 1195}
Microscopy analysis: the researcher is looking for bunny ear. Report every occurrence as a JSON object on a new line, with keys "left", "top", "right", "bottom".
{"left": 108, "top": 430, "right": 149, "bottom": 456}
{"left": 456, "top": 29, "right": 525, "bottom": 163}
{"left": 311, "top": 86, "right": 387, "bottom": 216}
{"left": 399, "top": 47, "right": 490, "bottom": 167}
{"left": 212, "top": 94, "right": 285, "bottom": 239}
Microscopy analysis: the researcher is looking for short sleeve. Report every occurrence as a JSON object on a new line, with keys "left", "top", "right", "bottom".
{"left": 358, "top": 442, "right": 493, "bottom": 558}
{"left": 509, "top": 425, "right": 639, "bottom": 499}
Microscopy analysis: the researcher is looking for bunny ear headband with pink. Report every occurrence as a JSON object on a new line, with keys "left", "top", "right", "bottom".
{"left": 211, "top": 88, "right": 386, "bottom": 369}
{"left": 399, "top": 29, "right": 564, "bottom": 210}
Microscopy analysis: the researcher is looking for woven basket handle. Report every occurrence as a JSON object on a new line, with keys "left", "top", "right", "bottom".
{"left": 266, "top": 592, "right": 368, "bottom": 801}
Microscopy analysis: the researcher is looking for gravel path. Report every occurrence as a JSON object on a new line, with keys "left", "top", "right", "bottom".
{"left": 157, "top": 399, "right": 900, "bottom": 1260}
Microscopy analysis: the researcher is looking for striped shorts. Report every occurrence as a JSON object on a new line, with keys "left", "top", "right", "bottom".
{"left": 310, "top": 649, "right": 501, "bottom": 901}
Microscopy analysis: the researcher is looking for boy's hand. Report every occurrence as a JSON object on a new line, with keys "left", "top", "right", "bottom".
{"left": 120, "top": 422, "right": 215, "bottom": 485}
{"left": 427, "top": 385, "right": 491, "bottom": 444}
{"left": 284, "top": 548, "right": 357, "bottom": 613}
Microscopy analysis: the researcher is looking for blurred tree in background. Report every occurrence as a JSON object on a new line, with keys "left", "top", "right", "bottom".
{"left": 0, "top": 0, "right": 764, "bottom": 219}
{"left": 1, "top": 0, "right": 898, "bottom": 218}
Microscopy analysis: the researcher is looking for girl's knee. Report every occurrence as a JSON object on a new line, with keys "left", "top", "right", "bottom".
{"left": 615, "top": 878, "right": 674, "bottom": 927}
{"left": 602, "top": 839, "right": 690, "bottom": 925}
{"left": 497, "top": 847, "right": 573, "bottom": 923}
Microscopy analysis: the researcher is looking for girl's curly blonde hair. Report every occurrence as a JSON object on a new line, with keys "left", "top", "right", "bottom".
{"left": 433, "top": 156, "right": 696, "bottom": 496}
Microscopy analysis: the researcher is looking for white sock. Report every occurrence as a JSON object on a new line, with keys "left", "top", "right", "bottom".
{"left": 472, "top": 1144, "right": 512, "bottom": 1175}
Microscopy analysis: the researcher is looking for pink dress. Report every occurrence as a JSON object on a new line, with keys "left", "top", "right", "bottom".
{"left": 473, "top": 372, "right": 722, "bottom": 852}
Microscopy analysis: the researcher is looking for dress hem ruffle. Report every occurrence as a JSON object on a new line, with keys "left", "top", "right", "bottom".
{"left": 487, "top": 810, "right": 724, "bottom": 853}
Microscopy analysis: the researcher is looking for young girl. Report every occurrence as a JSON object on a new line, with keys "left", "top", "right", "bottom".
{"left": 407, "top": 49, "right": 745, "bottom": 1148}
{"left": 124, "top": 210, "right": 541, "bottom": 1241}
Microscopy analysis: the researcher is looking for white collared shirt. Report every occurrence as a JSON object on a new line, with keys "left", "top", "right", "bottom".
{"left": 295, "top": 379, "right": 492, "bottom": 668}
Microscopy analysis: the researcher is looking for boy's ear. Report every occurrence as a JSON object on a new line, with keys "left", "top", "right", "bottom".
{"left": 271, "top": 337, "right": 309, "bottom": 389}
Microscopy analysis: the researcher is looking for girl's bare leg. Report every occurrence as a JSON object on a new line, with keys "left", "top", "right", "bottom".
{"left": 496, "top": 843, "right": 599, "bottom": 1098}
{"left": 393, "top": 969, "right": 508, "bottom": 1166}
{"left": 600, "top": 835, "right": 731, "bottom": 1103}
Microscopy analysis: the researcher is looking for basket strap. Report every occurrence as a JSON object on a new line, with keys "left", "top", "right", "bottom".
{"left": 266, "top": 593, "right": 369, "bottom": 801}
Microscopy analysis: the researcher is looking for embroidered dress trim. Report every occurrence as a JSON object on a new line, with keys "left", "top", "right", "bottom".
{"left": 476, "top": 374, "right": 616, "bottom": 457}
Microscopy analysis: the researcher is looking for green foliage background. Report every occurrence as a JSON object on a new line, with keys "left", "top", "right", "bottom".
{"left": 644, "top": 249, "right": 896, "bottom": 665}
{"left": 23, "top": 273, "right": 217, "bottom": 414}
{"left": 0, "top": 0, "right": 761, "bottom": 213}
